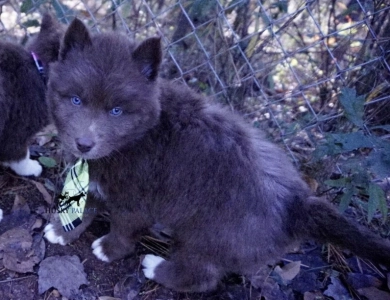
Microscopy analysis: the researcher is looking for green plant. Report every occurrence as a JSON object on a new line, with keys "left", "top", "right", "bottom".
{"left": 313, "top": 87, "right": 390, "bottom": 223}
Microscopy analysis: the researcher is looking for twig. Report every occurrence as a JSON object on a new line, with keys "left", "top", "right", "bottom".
{"left": 0, "top": 274, "right": 37, "bottom": 284}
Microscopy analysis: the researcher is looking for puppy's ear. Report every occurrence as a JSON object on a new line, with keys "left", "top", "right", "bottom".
{"left": 40, "top": 13, "right": 57, "bottom": 32}
{"left": 132, "top": 37, "right": 162, "bottom": 81}
{"left": 27, "top": 13, "right": 63, "bottom": 63}
{"left": 60, "top": 18, "right": 92, "bottom": 60}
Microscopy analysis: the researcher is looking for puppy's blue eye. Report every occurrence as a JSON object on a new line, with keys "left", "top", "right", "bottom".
{"left": 109, "top": 107, "right": 123, "bottom": 116}
{"left": 71, "top": 96, "right": 82, "bottom": 106}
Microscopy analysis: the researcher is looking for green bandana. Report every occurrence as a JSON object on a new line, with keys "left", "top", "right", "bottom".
{"left": 58, "top": 159, "right": 89, "bottom": 232}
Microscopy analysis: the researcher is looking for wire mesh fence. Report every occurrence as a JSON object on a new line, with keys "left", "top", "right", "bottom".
{"left": 1, "top": 0, "right": 389, "bottom": 168}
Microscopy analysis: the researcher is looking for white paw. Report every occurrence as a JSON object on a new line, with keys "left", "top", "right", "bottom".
{"left": 92, "top": 236, "right": 110, "bottom": 262}
{"left": 4, "top": 152, "right": 42, "bottom": 177}
{"left": 142, "top": 254, "right": 165, "bottom": 279}
{"left": 44, "top": 223, "right": 66, "bottom": 245}
{"left": 0, "top": 209, "right": 3, "bottom": 222}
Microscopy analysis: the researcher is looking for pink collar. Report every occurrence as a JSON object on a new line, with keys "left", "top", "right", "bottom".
{"left": 31, "top": 51, "right": 46, "bottom": 84}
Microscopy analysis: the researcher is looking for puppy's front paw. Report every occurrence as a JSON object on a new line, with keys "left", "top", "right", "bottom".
{"left": 91, "top": 234, "right": 135, "bottom": 262}
{"left": 44, "top": 223, "right": 66, "bottom": 245}
{"left": 4, "top": 157, "right": 42, "bottom": 177}
{"left": 142, "top": 254, "right": 165, "bottom": 279}
{"left": 22, "top": 159, "right": 43, "bottom": 177}
{"left": 92, "top": 236, "right": 110, "bottom": 262}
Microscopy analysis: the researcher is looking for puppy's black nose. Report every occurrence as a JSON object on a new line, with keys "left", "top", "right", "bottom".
{"left": 76, "top": 137, "right": 95, "bottom": 153}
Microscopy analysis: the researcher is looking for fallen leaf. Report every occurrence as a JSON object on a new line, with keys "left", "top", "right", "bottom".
{"left": 324, "top": 276, "right": 350, "bottom": 299}
{"left": 31, "top": 218, "right": 43, "bottom": 231}
{"left": 38, "top": 255, "right": 88, "bottom": 298}
{"left": 113, "top": 273, "right": 143, "bottom": 300}
{"left": 0, "top": 275, "right": 37, "bottom": 300}
{"left": 0, "top": 210, "right": 32, "bottom": 235}
{"left": 250, "top": 265, "right": 273, "bottom": 289}
{"left": 303, "top": 291, "right": 326, "bottom": 300}
{"left": 259, "top": 277, "right": 290, "bottom": 300}
{"left": 30, "top": 180, "right": 53, "bottom": 205}
{"left": 38, "top": 156, "right": 57, "bottom": 168}
{"left": 302, "top": 175, "right": 318, "bottom": 192}
{"left": 51, "top": 289, "right": 61, "bottom": 297}
{"left": 44, "top": 178, "right": 56, "bottom": 192}
{"left": 0, "top": 228, "right": 43, "bottom": 273}
{"left": 358, "top": 287, "right": 390, "bottom": 300}
{"left": 347, "top": 273, "right": 382, "bottom": 289}
{"left": 12, "top": 194, "right": 30, "bottom": 214}
{"left": 273, "top": 261, "right": 301, "bottom": 285}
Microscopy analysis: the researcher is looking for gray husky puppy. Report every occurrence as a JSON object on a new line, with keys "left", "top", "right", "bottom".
{"left": 44, "top": 18, "right": 390, "bottom": 292}
{"left": 0, "top": 14, "right": 62, "bottom": 176}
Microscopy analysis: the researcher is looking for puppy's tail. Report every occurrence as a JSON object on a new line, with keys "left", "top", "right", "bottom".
{"left": 294, "top": 196, "right": 390, "bottom": 265}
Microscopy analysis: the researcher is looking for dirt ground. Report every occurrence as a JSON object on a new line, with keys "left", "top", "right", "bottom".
{"left": 1, "top": 142, "right": 390, "bottom": 300}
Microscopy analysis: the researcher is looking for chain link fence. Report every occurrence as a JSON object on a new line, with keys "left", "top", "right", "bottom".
{"left": 1, "top": 0, "right": 390, "bottom": 170}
